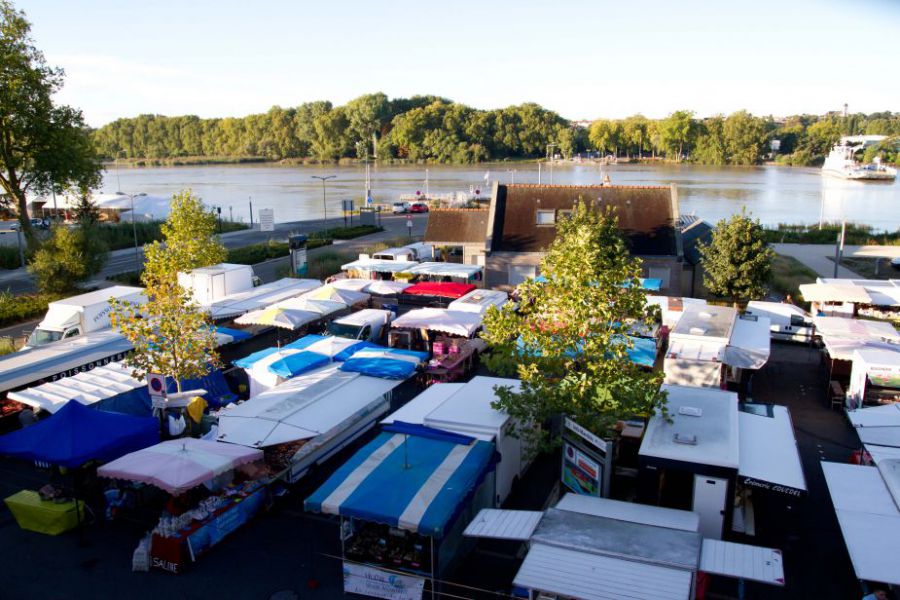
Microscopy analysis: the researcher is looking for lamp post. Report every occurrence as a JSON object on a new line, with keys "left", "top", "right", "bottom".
{"left": 311, "top": 175, "right": 336, "bottom": 231}
{"left": 117, "top": 190, "right": 140, "bottom": 270}
{"left": 546, "top": 143, "right": 558, "bottom": 184}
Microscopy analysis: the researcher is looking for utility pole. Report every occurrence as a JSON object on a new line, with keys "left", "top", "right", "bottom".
{"left": 249, "top": 196, "right": 254, "bottom": 228}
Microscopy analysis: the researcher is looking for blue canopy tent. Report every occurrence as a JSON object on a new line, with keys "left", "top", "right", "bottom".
{"left": 233, "top": 347, "right": 282, "bottom": 369}
{"left": 171, "top": 369, "right": 238, "bottom": 408}
{"left": 340, "top": 347, "right": 429, "bottom": 379}
{"left": 305, "top": 430, "right": 494, "bottom": 537}
{"left": 516, "top": 334, "right": 657, "bottom": 368}
{"left": 0, "top": 400, "right": 158, "bottom": 468}
{"left": 211, "top": 325, "right": 253, "bottom": 343}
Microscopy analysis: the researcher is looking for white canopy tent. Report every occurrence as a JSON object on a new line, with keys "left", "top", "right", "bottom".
{"left": 799, "top": 283, "right": 873, "bottom": 304}
{"left": 206, "top": 278, "right": 321, "bottom": 320}
{"left": 391, "top": 308, "right": 483, "bottom": 337}
{"left": 822, "top": 462, "right": 900, "bottom": 586}
{"left": 7, "top": 362, "right": 142, "bottom": 414}
{"left": 341, "top": 259, "right": 418, "bottom": 274}
{"left": 646, "top": 296, "right": 707, "bottom": 329}
{"left": 447, "top": 289, "right": 508, "bottom": 315}
{"left": 724, "top": 315, "right": 772, "bottom": 370}
{"left": 407, "top": 262, "right": 483, "bottom": 280}
{"left": 814, "top": 316, "right": 900, "bottom": 344}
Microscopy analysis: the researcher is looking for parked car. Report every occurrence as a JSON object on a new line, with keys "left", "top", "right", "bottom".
{"left": 392, "top": 202, "right": 411, "bottom": 214}
{"left": 409, "top": 202, "right": 429, "bottom": 213}
{"left": 10, "top": 218, "right": 49, "bottom": 231}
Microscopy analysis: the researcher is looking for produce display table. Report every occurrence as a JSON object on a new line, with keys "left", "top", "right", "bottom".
{"left": 4, "top": 490, "right": 83, "bottom": 535}
{"left": 150, "top": 483, "right": 268, "bottom": 574}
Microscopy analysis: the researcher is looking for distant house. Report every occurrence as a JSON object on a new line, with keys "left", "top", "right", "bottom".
{"left": 426, "top": 183, "right": 690, "bottom": 294}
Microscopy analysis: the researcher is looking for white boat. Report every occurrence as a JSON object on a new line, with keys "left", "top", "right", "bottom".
{"left": 822, "top": 136, "right": 897, "bottom": 181}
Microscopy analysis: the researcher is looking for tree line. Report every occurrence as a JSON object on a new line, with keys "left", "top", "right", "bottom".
{"left": 93, "top": 97, "right": 900, "bottom": 167}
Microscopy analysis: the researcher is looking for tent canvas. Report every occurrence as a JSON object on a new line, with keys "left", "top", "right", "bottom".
{"left": 799, "top": 283, "right": 873, "bottom": 304}
{"left": 391, "top": 308, "right": 483, "bottom": 337}
{"left": 738, "top": 406, "right": 806, "bottom": 495}
{"left": 402, "top": 282, "right": 476, "bottom": 299}
{"left": 381, "top": 383, "right": 464, "bottom": 426}
{"left": 813, "top": 316, "right": 900, "bottom": 343}
{"left": 724, "top": 316, "right": 771, "bottom": 370}
{"left": 340, "top": 347, "right": 428, "bottom": 379}
{"left": 407, "top": 262, "right": 483, "bottom": 280}
{"left": 447, "top": 289, "right": 509, "bottom": 315}
{"left": 304, "top": 431, "right": 494, "bottom": 538}
{"left": 0, "top": 401, "right": 158, "bottom": 468}
{"left": 341, "top": 259, "right": 418, "bottom": 274}
{"left": 207, "top": 278, "right": 321, "bottom": 320}
{"left": 8, "top": 362, "right": 145, "bottom": 414}
{"left": 822, "top": 462, "right": 900, "bottom": 585}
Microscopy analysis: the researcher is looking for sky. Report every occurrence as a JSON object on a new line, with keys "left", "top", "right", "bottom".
{"left": 15, "top": 0, "right": 900, "bottom": 127}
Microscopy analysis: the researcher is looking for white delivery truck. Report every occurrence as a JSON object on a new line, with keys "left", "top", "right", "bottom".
{"left": 177, "top": 263, "right": 258, "bottom": 305}
{"left": 327, "top": 309, "right": 393, "bottom": 342}
{"left": 744, "top": 301, "right": 815, "bottom": 343}
{"left": 25, "top": 286, "right": 146, "bottom": 349}
{"left": 371, "top": 243, "right": 434, "bottom": 262}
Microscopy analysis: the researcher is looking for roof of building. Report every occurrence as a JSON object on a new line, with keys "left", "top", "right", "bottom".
{"left": 681, "top": 219, "right": 713, "bottom": 265}
{"left": 424, "top": 208, "right": 490, "bottom": 245}
{"left": 489, "top": 184, "right": 679, "bottom": 256}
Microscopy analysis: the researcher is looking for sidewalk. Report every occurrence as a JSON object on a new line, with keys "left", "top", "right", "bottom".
{"left": 773, "top": 243, "right": 862, "bottom": 279}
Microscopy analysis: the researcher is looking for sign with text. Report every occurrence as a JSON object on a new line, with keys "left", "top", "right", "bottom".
{"left": 562, "top": 417, "right": 612, "bottom": 498}
{"left": 259, "top": 208, "right": 275, "bottom": 232}
{"left": 342, "top": 562, "right": 425, "bottom": 600}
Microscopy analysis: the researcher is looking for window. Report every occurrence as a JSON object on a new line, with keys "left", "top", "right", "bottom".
{"left": 557, "top": 209, "right": 574, "bottom": 221}
{"left": 63, "top": 327, "right": 81, "bottom": 339}
{"left": 535, "top": 210, "right": 556, "bottom": 225}
{"left": 508, "top": 265, "right": 537, "bottom": 286}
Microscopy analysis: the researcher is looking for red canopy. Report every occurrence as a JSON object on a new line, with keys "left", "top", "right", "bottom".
{"left": 403, "top": 282, "right": 476, "bottom": 299}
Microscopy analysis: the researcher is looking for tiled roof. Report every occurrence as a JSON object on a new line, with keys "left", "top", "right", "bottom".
{"left": 424, "top": 209, "right": 490, "bottom": 245}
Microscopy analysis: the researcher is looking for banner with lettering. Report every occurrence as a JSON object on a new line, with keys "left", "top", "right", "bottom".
{"left": 343, "top": 562, "right": 425, "bottom": 600}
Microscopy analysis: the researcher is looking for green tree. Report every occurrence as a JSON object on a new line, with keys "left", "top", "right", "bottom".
{"left": 699, "top": 211, "right": 775, "bottom": 305}
{"left": 723, "top": 110, "right": 768, "bottom": 165}
{"left": 142, "top": 190, "right": 226, "bottom": 287}
{"left": 0, "top": 1, "right": 101, "bottom": 244}
{"left": 481, "top": 202, "right": 665, "bottom": 452}
{"left": 27, "top": 223, "right": 108, "bottom": 294}
{"left": 693, "top": 116, "right": 727, "bottom": 165}
{"left": 658, "top": 110, "right": 697, "bottom": 160}
{"left": 622, "top": 115, "right": 649, "bottom": 158}
{"left": 588, "top": 119, "right": 623, "bottom": 156}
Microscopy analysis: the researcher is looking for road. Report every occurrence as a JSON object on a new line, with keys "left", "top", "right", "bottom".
{"left": 773, "top": 243, "right": 861, "bottom": 279}
{"left": 0, "top": 213, "right": 428, "bottom": 294}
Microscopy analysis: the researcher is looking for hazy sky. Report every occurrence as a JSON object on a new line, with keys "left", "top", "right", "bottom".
{"left": 16, "top": 0, "right": 900, "bottom": 126}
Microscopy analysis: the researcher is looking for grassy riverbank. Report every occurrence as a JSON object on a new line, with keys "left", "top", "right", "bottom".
{"left": 769, "top": 254, "right": 819, "bottom": 303}
{"left": 764, "top": 223, "right": 900, "bottom": 246}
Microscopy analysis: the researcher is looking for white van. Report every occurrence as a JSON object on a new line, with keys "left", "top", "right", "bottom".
{"left": 745, "top": 301, "right": 815, "bottom": 343}
{"left": 372, "top": 243, "right": 434, "bottom": 262}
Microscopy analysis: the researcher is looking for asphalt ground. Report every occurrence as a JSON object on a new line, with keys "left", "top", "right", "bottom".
{"left": 0, "top": 341, "right": 869, "bottom": 599}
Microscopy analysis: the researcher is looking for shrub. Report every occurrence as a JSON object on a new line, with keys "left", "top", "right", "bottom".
{"left": 29, "top": 225, "right": 109, "bottom": 294}
{"left": 0, "top": 246, "right": 22, "bottom": 270}
{"left": 0, "top": 290, "right": 62, "bottom": 327}
{"left": 310, "top": 225, "right": 382, "bottom": 240}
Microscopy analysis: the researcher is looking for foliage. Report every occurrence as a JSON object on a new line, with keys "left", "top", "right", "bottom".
{"left": 142, "top": 190, "right": 226, "bottom": 286}
{"left": 0, "top": 245, "right": 21, "bottom": 269}
{"left": 769, "top": 255, "right": 818, "bottom": 305}
{"left": 226, "top": 240, "right": 290, "bottom": 265}
{"left": 0, "top": 2, "right": 101, "bottom": 243}
{"left": 0, "top": 289, "right": 61, "bottom": 327}
{"left": 764, "top": 222, "right": 900, "bottom": 246}
{"left": 481, "top": 202, "right": 665, "bottom": 452}
{"left": 700, "top": 211, "right": 775, "bottom": 304}
{"left": 27, "top": 224, "right": 108, "bottom": 294}
{"left": 657, "top": 110, "right": 697, "bottom": 160}
{"left": 110, "top": 282, "right": 218, "bottom": 393}
{"left": 0, "top": 336, "right": 16, "bottom": 355}
{"left": 312, "top": 224, "right": 382, "bottom": 240}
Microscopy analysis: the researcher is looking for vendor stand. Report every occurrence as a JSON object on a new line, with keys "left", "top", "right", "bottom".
{"left": 389, "top": 308, "right": 483, "bottom": 354}
{"left": 0, "top": 400, "right": 158, "bottom": 535}
{"left": 305, "top": 426, "right": 496, "bottom": 599}
{"left": 847, "top": 347, "right": 900, "bottom": 409}
{"left": 400, "top": 282, "right": 476, "bottom": 308}
{"left": 97, "top": 439, "right": 265, "bottom": 573}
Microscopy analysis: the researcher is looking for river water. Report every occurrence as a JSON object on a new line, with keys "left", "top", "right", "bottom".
{"left": 101, "top": 162, "right": 900, "bottom": 230}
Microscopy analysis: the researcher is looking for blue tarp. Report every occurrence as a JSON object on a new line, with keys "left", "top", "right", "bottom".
{"left": 333, "top": 341, "right": 375, "bottom": 362}
{"left": 0, "top": 401, "right": 158, "bottom": 468}
{"left": 172, "top": 370, "right": 238, "bottom": 408}
{"left": 284, "top": 334, "right": 329, "bottom": 351}
{"left": 96, "top": 388, "right": 153, "bottom": 417}
{"left": 213, "top": 326, "right": 252, "bottom": 342}
{"left": 340, "top": 347, "right": 429, "bottom": 379}
{"left": 626, "top": 336, "right": 658, "bottom": 368}
{"left": 383, "top": 421, "right": 476, "bottom": 445}
{"left": 234, "top": 347, "right": 281, "bottom": 369}
{"left": 305, "top": 431, "right": 494, "bottom": 538}
{"left": 533, "top": 275, "right": 661, "bottom": 291}
{"left": 267, "top": 351, "right": 331, "bottom": 379}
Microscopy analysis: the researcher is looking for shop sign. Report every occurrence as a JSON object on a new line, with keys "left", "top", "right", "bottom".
{"left": 343, "top": 562, "right": 425, "bottom": 600}
{"left": 741, "top": 477, "right": 805, "bottom": 497}
{"left": 562, "top": 442, "right": 601, "bottom": 497}
{"left": 259, "top": 208, "right": 275, "bottom": 232}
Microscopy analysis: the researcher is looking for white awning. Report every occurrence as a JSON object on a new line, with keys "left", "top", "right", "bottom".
{"left": 407, "top": 261, "right": 483, "bottom": 279}
{"left": 699, "top": 539, "right": 785, "bottom": 586}
{"left": 463, "top": 509, "right": 543, "bottom": 541}
{"left": 513, "top": 542, "right": 692, "bottom": 600}
{"left": 381, "top": 383, "right": 463, "bottom": 426}
{"left": 447, "top": 289, "right": 509, "bottom": 315}
{"left": 814, "top": 316, "right": 900, "bottom": 343}
{"left": 822, "top": 462, "right": 900, "bottom": 585}
{"left": 800, "top": 283, "right": 872, "bottom": 304}
{"left": 207, "top": 278, "right": 321, "bottom": 319}
{"left": 391, "top": 308, "right": 483, "bottom": 337}
{"left": 341, "top": 259, "right": 418, "bottom": 273}
{"left": 7, "top": 362, "right": 142, "bottom": 413}
{"left": 738, "top": 406, "right": 807, "bottom": 496}
{"left": 724, "top": 316, "right": 771, "bottom": 369}
{"left": 554, "top": 493, "right": 700, "bottom": 532}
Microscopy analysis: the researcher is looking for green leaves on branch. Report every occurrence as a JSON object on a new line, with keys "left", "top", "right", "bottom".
{"left": 28, "top": 224, "right": 108, "bottom": 295}
{"left": 699, "top": 211, "right": 774, "bottom": 304}
{"left": 481, "top": 202, "right": 665, "bottom": 454}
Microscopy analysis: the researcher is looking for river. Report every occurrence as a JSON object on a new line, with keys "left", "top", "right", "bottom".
{"left": 101, "top": 162, "right": 900, "bottom": 230}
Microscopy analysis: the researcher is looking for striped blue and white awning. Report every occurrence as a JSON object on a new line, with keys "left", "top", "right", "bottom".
{"left": 305, "top": 430, "right": 494, "bottom": 538}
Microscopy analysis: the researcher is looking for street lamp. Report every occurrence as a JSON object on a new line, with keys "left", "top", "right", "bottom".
{"left": 116, "top": 190, "right": 140, "bottom": 270}
{"left": 546, "top": 143, "right": 558, "bottom": 184}
{"left": 311, "top": 175, "right": 336, "bottom": 231}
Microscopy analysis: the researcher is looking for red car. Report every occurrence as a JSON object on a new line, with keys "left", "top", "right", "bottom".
{"left": 409, "top": 202, "right": 429, "bottom": 213}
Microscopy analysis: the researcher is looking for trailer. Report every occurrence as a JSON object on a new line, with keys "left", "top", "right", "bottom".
{"left": 178, "top": 263, "right": 257, "bottom": 306}
{"left": 745, "top": 301, "right": 815, "bottom": 343}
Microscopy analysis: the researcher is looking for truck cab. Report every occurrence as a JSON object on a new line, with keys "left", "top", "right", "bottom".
{"left": 327, "top": 309, "right": 393, "bottom": 343}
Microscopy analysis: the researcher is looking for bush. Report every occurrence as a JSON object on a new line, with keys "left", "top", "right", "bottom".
{"left": 307, "top": 250, "right": 356, "bottom": 280}
{"left": 93, "top": 220, "right": 248, "bottom": 252}
{"left": 0, "top": 246, "right": 22, "bottom": 270}
{"left": 310, "top": 225, "right": 382, "bottom": 240}
{"left": 107, "top": 270, "right": 143, "bottom": 286}
{"left": 29, "top": 225, "right": 109, "bottom": 294}
{"left": 0, "top": 336, "right": 17, "bottom": 355}
{"left": 765, "top": 222, "right": 900, "bottom": 246}
{"left": 0, "top": 290, "right": 62, "bottom": 328}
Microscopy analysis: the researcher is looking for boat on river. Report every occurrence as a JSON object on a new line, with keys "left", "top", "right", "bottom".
{"left": 822, "top": 136, "right": 897, "bottom": 181}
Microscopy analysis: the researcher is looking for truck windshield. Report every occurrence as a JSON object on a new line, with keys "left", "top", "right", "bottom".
{"left": 28, "top": 328, "right": 63, "bottom": 347}
{"left": 328, "top": 322, "right": 363, "bottom": 339}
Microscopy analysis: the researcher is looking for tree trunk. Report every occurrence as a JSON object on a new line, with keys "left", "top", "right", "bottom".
{"left": 5, "top": 171, "right": 35, "bottom": 247}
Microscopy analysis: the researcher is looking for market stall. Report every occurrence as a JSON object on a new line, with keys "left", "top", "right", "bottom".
{"left": 446, "top": 289, "right": 508, "bottom": 315}
{"left": 205, "top": 278, "right": 321, "bottom": 321}
{"left": 302, "top": 284, "right": 370, "bottom": 307}
{"left": 799, "top": 282, "right": 872, "bottom": 317}
{"left": 407, "top": 262, "right": 483, "bottom": 284}
{"left": 847, "top": 347, "right": 900, "bottom": 409}
{"left": 217, "top": 363, "right": 409, "bottom": 482}
{"left": 401, "top": 282, "right": 476, "bottom": 303}
{"left": 341, "top": 258, "right": 418, "bottom": 280}
{"left": 847, "top": 404, "right": 900, "bottom": 465}
{"left": 0, "top": 401, "right": 158, "bottom": 535}
{"left": 389, "top": 308, "right": 483, "bottom": 353}
{"left": 97, "top": 439, "right": 265, "bottom": 574}
{"left": 305, "top": 427, "right": 496, "bottom": 598}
